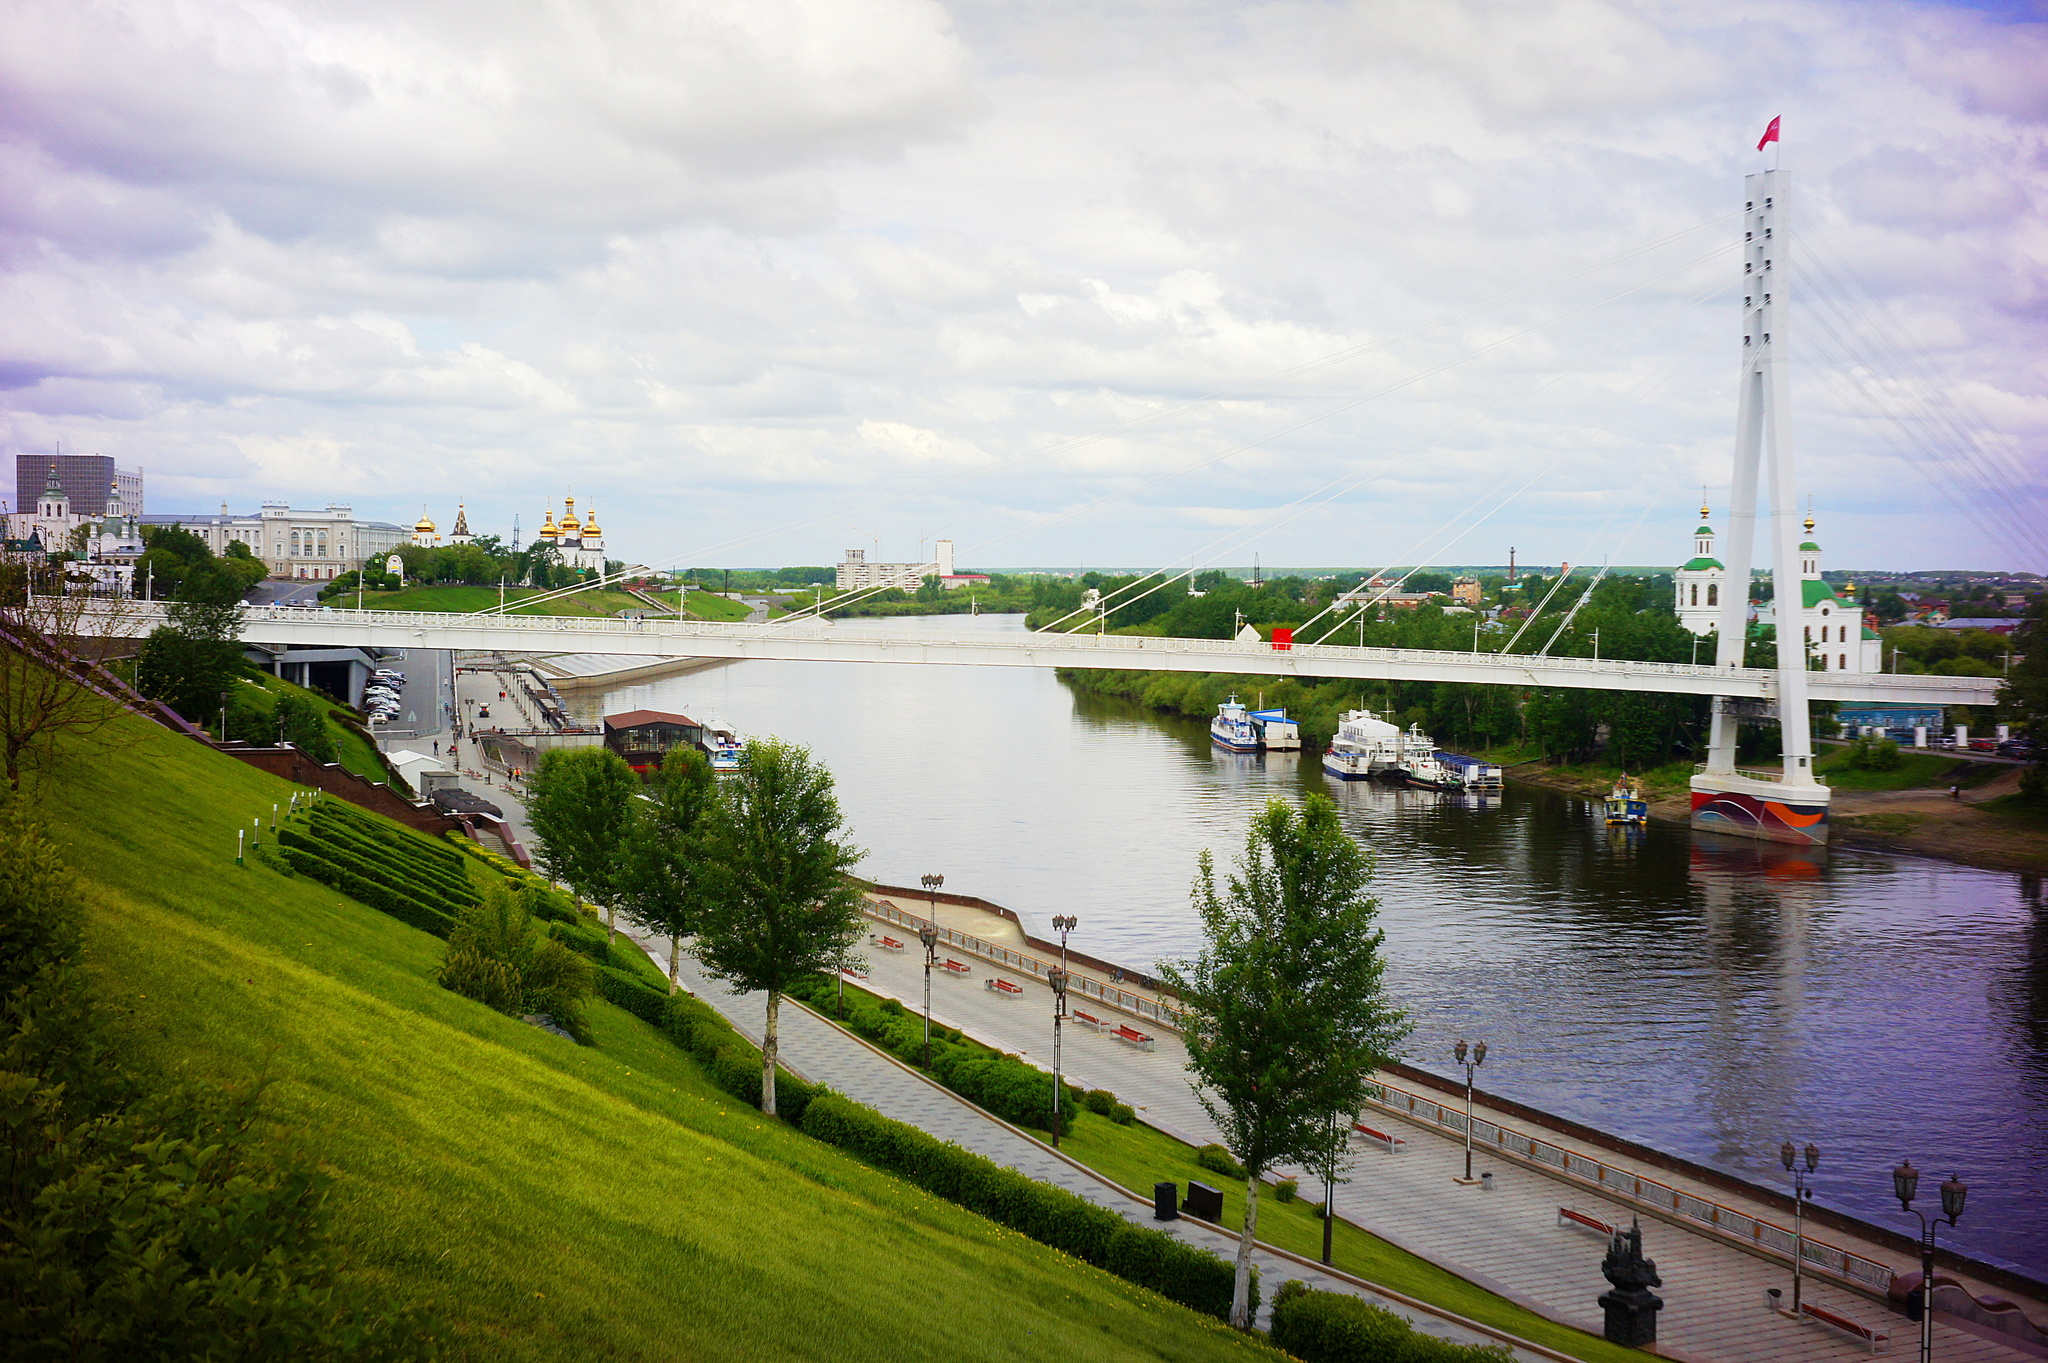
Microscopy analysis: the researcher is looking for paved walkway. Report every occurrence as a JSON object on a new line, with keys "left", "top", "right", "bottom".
{"left": 845, "top": 922, "right": 2035, "bottom": 1363}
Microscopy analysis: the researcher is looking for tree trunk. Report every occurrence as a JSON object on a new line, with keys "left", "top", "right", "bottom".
{"left": 605, "top": 902, "right": 616, "bottom": 943}
{"left": 1232, "top": 1175, "right": 1260, "bottom": 1329}
{"left": 667, "top": 935, "right": 680, "bottom": 993}
{"left": 761, "top": 989, "right": 780, "bottom": 1117}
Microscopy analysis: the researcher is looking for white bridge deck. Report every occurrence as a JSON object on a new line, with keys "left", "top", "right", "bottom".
{"left": 83, "top": 602, "right": 1997, "bottom": 705}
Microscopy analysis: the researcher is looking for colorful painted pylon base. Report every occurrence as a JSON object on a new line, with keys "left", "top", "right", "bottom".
{"left": 1688, "top": 771, "right": 1830, "bottom": 846}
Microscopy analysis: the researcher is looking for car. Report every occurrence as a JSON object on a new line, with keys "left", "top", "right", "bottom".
{"left": 363, "top": 692, "right": 400, "bottom": 706}
{"left": 365, "top": 699, "right": 400, "bottom": 712}
{"left": 372, "top": 669, "right": 405, "bottom": 680}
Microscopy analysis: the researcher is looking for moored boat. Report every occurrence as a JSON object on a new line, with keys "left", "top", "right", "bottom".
{"left": 1250, "top": 707, "right": 1300, "bottom": 750}
{"left": 1321, "top": 708, "right": 1402, "bottom": 781}
{"left": 703, "top": 719, "right": 746, "bottom": 774}
{"left": 1400, "top": 751, "right": 1459, "bottom": 789}
{"left": 1210, "top": 696, "right": 1261, "bottom": 752}
{"left": 1604, "top": 775, "right": 1648, "bottom": 824}
{"left": 1437, "top": 752, "right": 1504, "bottom": 790}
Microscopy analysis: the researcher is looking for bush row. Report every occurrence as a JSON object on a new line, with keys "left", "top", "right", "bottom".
{"left": 661, "top": 991, "right": 817, "bottom": 1126}
{"left": 305, "top": 805, "right": 477, "bottom": 906}
{"left": 278, "top": 826, "right": 470, "bottom": 924}
{"left": 314, "top": 799, "right": 468, "bottom": 877}
{"left": 801, "top": 1091, "right": 1251, "bottom": 1322}
{"left": 1269, "top": 1281, "right": 1512, "bottom": 1362}
{"left": 273, "top": 843, "right": 460, "bottom": 939}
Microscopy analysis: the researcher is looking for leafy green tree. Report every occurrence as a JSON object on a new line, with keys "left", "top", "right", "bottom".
{"left": 1999, "top": 597, "right": 2048, "bottom": 802}
{"left": 133, "top": 596, "right": 248, "bottom": 727}
{"left": 691, "top": 737, "right": 865, "bottom": 1116}
{"left": 1158, "top": 795, "right": 1409, "bottom": 1329}
{"left": 277, "top": 691, "right": 339, "bottom": 764}
{"left": 436, "top": 882, "right": 595, "bottom": 1041}
{"left": 524, "top": 747, "right": 638, "bottom": 941}
{"left": 618, "top": 745, "right": 716, "bottom": 989}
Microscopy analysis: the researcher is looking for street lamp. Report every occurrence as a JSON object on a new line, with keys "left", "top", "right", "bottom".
{"left": 1892, "top": 1159, "right": 1968, "bottom": 1363}
{"left": 1453, "top": 1039, "right": 1487, "bottom": 1184}
{"left": 1049, "top": 915, "right": 1078, "bottom": 1149}
{"left": 1777, "top": 1140, "right": 1820, "bottom": 1315}
{"left": 919, "top": 873, "right": 944, "bottom": 1067}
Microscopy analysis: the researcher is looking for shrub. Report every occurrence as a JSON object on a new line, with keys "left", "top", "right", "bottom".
{"left": 1196, "top": 1143, "right": 1246, "bottom": 1180}
{"left": 1084, "top": 1088, "right": 1117, "bottom": 1116}
{"left": 1274, "top": 1177, "right": 1299, "bottom": 1203}
{"left": 275, "top": 844, "right": 460, "bottom": 939}
{"left": 1269, "top": 1280, "right": 1510, "bottom": 1362}
{"left": 1843, "top": 735, "right": 1904, "bottom": 771}
{"left": 1110, "top": 1102, "right": 1136, "bottom": 1126}
{"left": 436, "top": 884, "right": 595, "bottom": 1042}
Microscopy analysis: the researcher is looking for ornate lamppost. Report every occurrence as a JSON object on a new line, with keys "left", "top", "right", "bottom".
{"left": 919, "top": 873, "right": 944, "bottom": 1067}
{"left": 1777, "top": 1140, "right": 1820, "bottom": 1315}
{"left": 1049, "top": 915, "right": 1077, "bottom": 1148}
{"left": 1453, "top": 1038, "right": 1487, "bottom": 1184}
{"left": 1892, "top": 1160, "right": 1968, "bottom": 1363}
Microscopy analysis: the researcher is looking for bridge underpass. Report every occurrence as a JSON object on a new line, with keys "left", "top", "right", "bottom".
{"left": 74, "top": 602, "right": 1998, "bottom": 707}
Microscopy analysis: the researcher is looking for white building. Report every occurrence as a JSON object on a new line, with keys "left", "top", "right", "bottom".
{"left": 143, "top": 503, "right": 409, "bottom": 580}
{"left": 1674, "top": 505, "right": 1879, "bottom": 673}
{"left": 3, "top": 463, "right": 145, "bottom": 591}
{"left": 536, "top": 496, "right": 606, "bottom": 572}
{"left": 837, "top": 539, "right": 955, "bottom": 591}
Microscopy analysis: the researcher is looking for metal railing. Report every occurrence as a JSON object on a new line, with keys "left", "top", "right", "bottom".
{"left": 861, "top": 898, "right": 1185, "bottom": 1031}
{"left": 1368, "top": 1079, "right": 1894, "bottom": 1290}
{"left": 1692, "top": 764, "right": 1792, "bottom": 784}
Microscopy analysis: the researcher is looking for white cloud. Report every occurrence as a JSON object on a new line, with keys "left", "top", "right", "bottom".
{"left": 0, "top": 0, "right": 2042, "bottom": 571}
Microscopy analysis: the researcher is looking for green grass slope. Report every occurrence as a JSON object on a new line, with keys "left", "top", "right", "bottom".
{"left": 345, "top": 584, "right": 646, "bottom": 617}
{"left": 39, "top": 718, "right": 1274, "bottom": 1363}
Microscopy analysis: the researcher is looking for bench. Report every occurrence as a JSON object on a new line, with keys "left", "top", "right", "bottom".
{"left": 1558, "top": 1207, "right": 1615, "bottom": 1237}
{"left": 985, "top": 977, "right": 1024, "bottom": 995}
{"left": 1800, "top": 1302, "right": 1889, "bottom": 1353}
{"left": 941, "top": 959, "right": 973, "bottom": 976}
{"left": 872, "top": 936, "right": 905, "bottom": 952}
{"left": 1113, "top": 1025, "right": 1156, "bottom": 1052}
{"left": 1071, "top": 1011, "right": 1104, "bottom": 1032}
{"left": 1352, "top": 1122, "right": 1407, "bottom": 1152}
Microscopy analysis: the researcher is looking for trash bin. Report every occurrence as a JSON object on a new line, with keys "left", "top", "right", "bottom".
{"left": 1153, "top": 1182, "right": 1178, "bottom": 1221}
{"left": 1480, "top": 1171, "right": 1495, "bottom": 1191}
{"left": 1183, "top": 1181, "right": 1224, "bottom": 1222}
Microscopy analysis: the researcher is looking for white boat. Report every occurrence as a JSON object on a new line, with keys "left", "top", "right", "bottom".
{"left": 1401, "top": 751, "right": 1459, "bottom": 790}
{"left": 1210, "top": 696, "right": 1261, "bottom": 752}
{"left": 1322, "top": 709, "right": 1401, "bottom": 780}
{"left": 702, "top": 720, "right": 745, "bottom": 774}
{"left": 1436, "top": 752, "right": 1504, "bottom": 790}
{"left": 1250, "top": 707, "right": 1300, "bottom": 750}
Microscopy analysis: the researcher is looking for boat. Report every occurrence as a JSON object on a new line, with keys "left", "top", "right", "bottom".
{"left": 1322, "top": 708, "right": 1401, "bottom": 780}
{"left": 1604, "top": 775, "right": 1648, "bottom": 824}
{"left": 1400, "top": 750, "right": 1459, "bottom": 790}
{"left": 1250, "top": 708, "right": 1300, "bottom": 750}
{"left": 1210, "top": 696, "right": 1261, "bottom": 752}
{"left": 702, "top": 720, "right": 746, "bottom": 774}
{"left": 1437, "top": 752, "right": 1504, "bottom": 790}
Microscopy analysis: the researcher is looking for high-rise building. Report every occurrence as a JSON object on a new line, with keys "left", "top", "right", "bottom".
{"left": 14, "top": 454, "right": 143, "bottom": 519}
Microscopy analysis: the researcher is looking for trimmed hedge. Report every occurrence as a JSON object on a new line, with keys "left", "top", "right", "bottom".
{"left": 1268, "top": 1281, "right": 1512, "bottom": 1362}
{"left": 273, "top": 844, "right": 460, "bottom": 939}
{"left": 314, "top": 799, "right": 468, "bottom": 875}
{"left": 801, "top": 1091, "right": 1251, "bottom": 1322}
{"left": 302, "top": 807, "right": 477, "bottom": 906}
{"left": 278, "top": 826, "right": 469, "bottom": 922}
{"left": 660, "top": 991, "right": 817, "bottom": 1126}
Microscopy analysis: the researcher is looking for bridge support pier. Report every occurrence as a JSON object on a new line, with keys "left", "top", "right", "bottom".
{"left": 1689, "top": 770, "right": 1830, "bottom": 846}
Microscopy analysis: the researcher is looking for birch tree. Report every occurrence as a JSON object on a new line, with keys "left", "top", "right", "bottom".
{"left": 1158, "top": 794, "right": 1408, "bottom": 1329}
{"left": 691, "top": 737, "right": 864, "bottom": 1117}
{"left": 618, "top": 744, "right": 715, "bottom": 989}
{"left": 0, "top": 567, "right": 136, "bottom": 789}
{"left": 525, "top": 746, "right": 637, "bottom": 941}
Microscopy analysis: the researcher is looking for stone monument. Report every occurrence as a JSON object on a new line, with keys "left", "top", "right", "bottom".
{"left": 1598, "top": 1217, "right": 1664, "bottom": 1347}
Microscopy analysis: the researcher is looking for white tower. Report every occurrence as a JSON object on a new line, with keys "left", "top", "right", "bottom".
{"left": 1674, "top": 498, "right": 1726, "bottom": 636}
{"left": 1691, "top": 162, "right": 1830, "bottom": 845}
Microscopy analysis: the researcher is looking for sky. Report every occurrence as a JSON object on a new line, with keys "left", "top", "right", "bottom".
{"left": 2, "top": 0, "right": 2043, "bottom": 575}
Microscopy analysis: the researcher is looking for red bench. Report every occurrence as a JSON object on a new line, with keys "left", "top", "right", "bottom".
{"left": 839, "top": 965, "right": 869, "bottom": 980}
{"left": 1557, "top": 1207, "right": 1615, "bottom": 1237}
{"left": 1113, "top": 1025, "right": 1155, "bottom": 1052}
{"left": 1799, "top": 1302, "right": 1888, "bottom": 1353}
{"left": 873, "top": 935, "right": 905, "bottom": 952}
{"left": 1071, "top": 1011, "right": 1103, "bottom": 1032}
{"left": 985, "top": 977, "right": 1024, "bottom": 995}
{"left": 1352, "top": 1122, "right": 1407, "bottom": 1152}
{"left": 941, "top": 959, "right": 972, "bottom": 976}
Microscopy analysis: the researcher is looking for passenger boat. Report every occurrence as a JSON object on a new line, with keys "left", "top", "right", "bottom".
{"left": 1400, "top": 751, "right": 1459, "bottom": 790}
{"left": 1210, "top": 696, "right": 1262, "bottom": 752}
{"left": 1322, "top": 709, "right": 1401, "bottom": 780}
{"left": 1436, "top": 753, "right": 1504, "bottom": 790}
{"left": 1603, "top": 775, "right": 1648, "bottom": 824}
{"left": 1250, "top": 708, "right": 1300, "bottom": 751}
{"left": 703, "top": 720, "right": 746, "bottom": 774}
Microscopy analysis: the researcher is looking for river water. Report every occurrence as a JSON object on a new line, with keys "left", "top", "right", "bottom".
{"left": 582, "top": 613, "right": 2048, "bottom": 1279}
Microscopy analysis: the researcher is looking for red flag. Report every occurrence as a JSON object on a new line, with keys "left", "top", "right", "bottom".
{"left": 1757, "top": 116, "right": 1781, "bottom": 151}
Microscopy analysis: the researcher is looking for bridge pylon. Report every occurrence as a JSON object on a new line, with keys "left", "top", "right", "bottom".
{"left": 1691, "top": 163, "right": 1830, "bottom": 846}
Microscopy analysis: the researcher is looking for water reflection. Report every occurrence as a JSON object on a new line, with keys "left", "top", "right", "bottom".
{"left": 582, "top": 613, "right": 2046, "bottom": 1276}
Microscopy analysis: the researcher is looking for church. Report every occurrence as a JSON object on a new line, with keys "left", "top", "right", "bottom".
{"left": 4, "top": 463, "right": 144, "bottom": 591}
{"left": 535, "top": 496, "right": 606, "bottom": 573}
{"left": 1673, "top": 502, "right": 1880, "bottom": 673}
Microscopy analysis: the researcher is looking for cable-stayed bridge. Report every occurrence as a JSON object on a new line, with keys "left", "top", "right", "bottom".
{"left": 82, "top": 602, "right": 1997, "bottom": 706}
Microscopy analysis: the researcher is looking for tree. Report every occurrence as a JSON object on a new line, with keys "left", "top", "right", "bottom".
{"left": 1158, "top": 795, "right": 1409, "bottom": 1329}
{"left": 618, "top": 745, "right": 716, "bottom": 989}
{"left": 1999, "top": 597, "right": 2048, "bottom": 802}
{"left": 133, "top": 596, "right": 247, "bottom": 726}
{"left": 524, "top": 747, "right": 638, "bottom": 941}
{"left": 436, "top": 882, "right": 595, "bottom": 1041}
{"left": 691, "top": 737, "right": 865, "bottom": 1117}
{"left": 0, "top": 569, "right": 134, "bottom": 789}
{"left": 277, "top": 691, "right": 338, "bottom": 764}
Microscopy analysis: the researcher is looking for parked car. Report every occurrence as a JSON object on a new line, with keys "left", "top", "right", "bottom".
{"left": 372, "top": 669, "right": 405, "bottom": 680}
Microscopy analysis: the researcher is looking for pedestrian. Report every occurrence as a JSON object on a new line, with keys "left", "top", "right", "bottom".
{"left": 433, "top": 740, "right": 439, "bottom": 756}
{"left": 1950, "top": 784, "right": 1961, "bottom": 800}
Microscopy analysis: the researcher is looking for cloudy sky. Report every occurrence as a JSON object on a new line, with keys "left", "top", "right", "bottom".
{"left": 2, "top": 0, "right": 2043, "bottom": 574}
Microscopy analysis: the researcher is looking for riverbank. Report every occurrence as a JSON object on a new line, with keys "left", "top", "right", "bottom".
{"left": 1499, "top": 755, "right": 2048, "bottom": 873}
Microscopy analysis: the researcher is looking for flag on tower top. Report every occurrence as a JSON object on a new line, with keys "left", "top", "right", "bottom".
{"left": 1757, "top": 116, "right": 1781, "bottom": 151}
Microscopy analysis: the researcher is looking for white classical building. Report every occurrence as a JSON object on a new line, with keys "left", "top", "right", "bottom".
{"left": 143, "top": 503, "right": 409, "bottom": 580}
{"left": 837, "top": 539, "right": 956, "bottom": 591}
{"left": 1673, "top": 504, "right": 1880, "bottom": 673}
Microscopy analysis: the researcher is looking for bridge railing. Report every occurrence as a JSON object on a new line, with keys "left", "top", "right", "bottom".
{"left": 1368, "top": 1077, "right": 1896, "bottom": 1292}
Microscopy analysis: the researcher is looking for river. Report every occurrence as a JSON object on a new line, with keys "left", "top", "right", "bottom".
{"left": 581, "top": 612, "right": 2048, "bottom": 1279}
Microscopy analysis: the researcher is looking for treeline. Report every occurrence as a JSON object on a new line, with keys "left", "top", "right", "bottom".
{"left": 319, "top": 538, "right": 623, "bottom": 599}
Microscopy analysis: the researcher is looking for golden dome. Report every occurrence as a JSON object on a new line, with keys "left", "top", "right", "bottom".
{"left": 1803, "top": 511, "right": 1816, "bottom": 533}
{"left": 538, "top": 511, "right": 559, "bottom": 539}
{"left": 413, "top": 508, "right": 437, "bottom": 533}
{"left": 558, "top": 495, "right": 581, "bottom": 534}
{"left": 580, "top": 504, "right": 601, "bottom": 537}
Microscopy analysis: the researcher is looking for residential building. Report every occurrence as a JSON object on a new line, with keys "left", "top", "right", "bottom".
{"left": 1452, "top": 576, "right": 1482, "bottom": 607}
{"left": 13, "top": 453, "right": 142, "bottom": 521}
{"left": 837, "top": 539, "right": 955, "bottom": 591}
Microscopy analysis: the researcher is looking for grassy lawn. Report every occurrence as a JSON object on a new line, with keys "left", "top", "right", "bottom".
{"left": 345, "top": 584, "right": 648, "bottom": 617}
{"left": 635, "top": 589, "right": 755, "bottom": 622}
{"left": 1812, "top": 747, "right": 1975, "bottom": 791}
{"left": 800, "top": 980, "right": 1638, "bottom": 1363}
{"left": 33, "top": 714, "right": 1280, "bottom": 1363}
